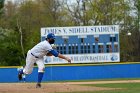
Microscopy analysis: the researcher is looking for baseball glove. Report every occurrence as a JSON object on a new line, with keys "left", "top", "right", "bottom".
{"left": 46, "top": 53, "right": 53, "bottom": 56}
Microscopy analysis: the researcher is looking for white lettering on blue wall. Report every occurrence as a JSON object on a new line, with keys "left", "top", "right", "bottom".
{"left": 70, "top": 55, "right": 108, "bottom": 62}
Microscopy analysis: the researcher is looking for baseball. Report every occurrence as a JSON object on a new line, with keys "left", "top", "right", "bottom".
{"left": 51, "top": 44, "right": 57, "bottom": 49}
{"left": 127, "top": 32, "right": 131, "bottom": 36}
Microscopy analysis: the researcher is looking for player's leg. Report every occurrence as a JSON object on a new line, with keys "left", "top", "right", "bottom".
{"left": 36, "top": 58, "right": 45, "bottom": 88}
{"left": 18, "top": 50, "right": 36, "bottom": 80}
{"left": 23, "top": 50, "right": 37, "bottom": 74}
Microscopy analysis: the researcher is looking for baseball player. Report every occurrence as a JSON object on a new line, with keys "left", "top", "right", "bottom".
{"left": 18, "top": 33, "right": 71, "bottom": 88}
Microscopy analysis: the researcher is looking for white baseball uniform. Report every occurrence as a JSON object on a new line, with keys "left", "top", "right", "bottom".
{"left": 23, "top": 40, "right": 53, "bottom": 74}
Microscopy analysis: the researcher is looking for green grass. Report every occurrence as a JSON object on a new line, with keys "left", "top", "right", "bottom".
{"left": 44, "top": 78, "right": 140, "bottom": 83}
{"left": 83, "top": 83, "right": 140, "bottom": 93}
{"left": 57, "top": 82, "right": 140, "bottom": 93}
{"left": 91, "top": 83, "right": 140, "bottom": 88}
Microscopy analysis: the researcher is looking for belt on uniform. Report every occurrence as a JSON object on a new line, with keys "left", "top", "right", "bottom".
{"left": 31, "top": 53, "right": 39, "bottom": 58}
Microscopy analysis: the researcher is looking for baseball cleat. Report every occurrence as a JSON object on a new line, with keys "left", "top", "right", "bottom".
{"left": 18, "top": 69, "right": 23, "bottom": 81}
{"left": 36, "top": 83, "right": 41, "bottom": 88}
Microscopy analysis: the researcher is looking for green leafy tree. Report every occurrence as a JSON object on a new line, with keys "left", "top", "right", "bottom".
{"left": 127, "top": 0, "right": 140, "bottom": 61}
{"left": 0, "top": 0, "right": 4, "bottom": 15}
{"left": 120, "top": 0, "right": 140, "bottom": 62}
{"left": 0, "top": 28, "right": 23, "bottom": 66}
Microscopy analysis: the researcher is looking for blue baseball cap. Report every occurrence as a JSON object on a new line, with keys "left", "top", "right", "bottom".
{"left": 47, "top": 33, "right": 56, "bottom": 39}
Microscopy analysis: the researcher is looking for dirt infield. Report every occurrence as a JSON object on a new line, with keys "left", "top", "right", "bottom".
{"left": 0, "top": 80, "right": 140, "bottom": 93}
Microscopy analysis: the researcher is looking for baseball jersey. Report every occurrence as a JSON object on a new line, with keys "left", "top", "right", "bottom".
{"left": 30, "top": 40, "right": 53, "bottom": 58}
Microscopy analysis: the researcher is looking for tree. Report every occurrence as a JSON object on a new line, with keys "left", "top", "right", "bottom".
{"left": 0, "top": 1, "right": 26, "bottom": 65}
{"left": 0, "top": 0, "right": 4, "bottom": 15}
{"left": 0, "top": 28, "right": 23, "bottom": 66}
{"left": 134, "top": 0, "right": 140, "bottom": 31}
{"left": 128, "top": 0, "right": 140, "bottom": 61}
{"left": 64, "top": 0, "right": 86, "bottom": 26}
{"left": 0, "top": 0, "right": 4, "bottom": 23}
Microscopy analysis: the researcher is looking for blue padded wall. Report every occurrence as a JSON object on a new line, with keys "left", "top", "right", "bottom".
{"left": 0, "top": 63, "right": 140, "bottom": 82}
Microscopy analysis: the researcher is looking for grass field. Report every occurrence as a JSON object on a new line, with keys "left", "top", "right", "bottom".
{"left": 86, "top": 83, "right": 140, "bottom": 93}
{"left": 58, "top": 82, "right": 140, "bottom": 93}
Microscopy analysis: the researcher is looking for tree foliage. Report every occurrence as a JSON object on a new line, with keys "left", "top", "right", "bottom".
{"left": 0, "top": 0, "right": 4, "bottom": 14}
{"left": 0, "top": 28, "right": 23, "bottom": 66}
{"left": 0, "top": 0, "right": 4, "bottom": 8}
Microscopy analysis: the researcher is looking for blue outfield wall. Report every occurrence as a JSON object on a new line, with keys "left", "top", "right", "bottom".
{"left": 0, "top": 63, "right": 140, "bottom": 82}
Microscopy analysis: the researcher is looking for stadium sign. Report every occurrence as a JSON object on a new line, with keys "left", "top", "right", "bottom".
{"left": 41, "top": 25, "right": 120, "bottom": 64}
